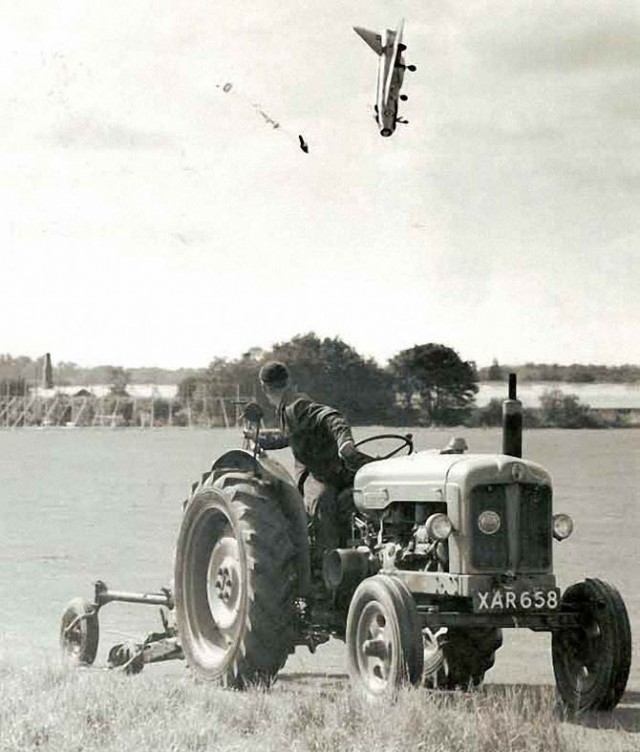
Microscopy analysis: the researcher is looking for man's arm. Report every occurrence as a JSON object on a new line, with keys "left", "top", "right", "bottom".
{"left": 259, "top": 429, "right": 289, "bottom": 450}
{"left": 243, "top": 427, "right": 289, "bottom": 450}
{"left": 288, "top": 399, "right": 354, "bottom": 447}
{"left": 287, "top": 398, "right": 371, "bottom": 469}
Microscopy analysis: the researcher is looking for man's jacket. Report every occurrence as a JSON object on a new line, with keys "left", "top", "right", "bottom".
{"left": 261, "top": 393, "right": 354, "bottom": 485}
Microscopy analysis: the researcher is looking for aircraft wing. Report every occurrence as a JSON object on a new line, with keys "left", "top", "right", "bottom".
{"left": 353, "top": 26, "right": 384, "bottom": 55}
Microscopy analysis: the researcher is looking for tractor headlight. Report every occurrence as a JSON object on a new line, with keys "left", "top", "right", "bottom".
{"left": 553, "top": 513, "right": 574, "bottom": 540}
{"left": 477, "top": 510, "right": 501, "bottom": 535}
{"left": 425, "top": 513, "right": 453, "bottom": 541}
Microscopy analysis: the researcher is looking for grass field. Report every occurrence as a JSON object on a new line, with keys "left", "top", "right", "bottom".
{"left": 1, "top": 659, "right": 638, "bottom": 752}
{"left": 0, "top": 426, "right": 638, "bottom": 749}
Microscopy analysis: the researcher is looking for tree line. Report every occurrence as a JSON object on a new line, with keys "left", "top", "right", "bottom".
{"left": 479, "top": 359, "right": 640, "bottom": 384}
{"left": 175, "top": 334, "right": 623, "bottom": 429}
{"left": 1, "top": 338, "right": 636, "bottom": 428}
{"left": 0, "top": 354, "right": 198, "bottom": 392}
{"left": 176, "top": 334, "right": 478, "bottom": 427}
{"left": 3, "top": 353, "right": 638, "bottom": 391}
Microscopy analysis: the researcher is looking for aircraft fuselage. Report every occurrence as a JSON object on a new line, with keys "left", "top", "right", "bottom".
{"left": 354, "top": 20, "right": 409, "bottom": 137}
{"left": 376, "top": 29, "right": 406, "bottom": 136}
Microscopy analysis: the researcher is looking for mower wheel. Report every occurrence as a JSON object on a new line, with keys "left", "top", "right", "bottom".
{"left": 346, "top": 574, "right": 424, "bottom": 697}
{"left": 552, "top": 578, "right": 631, "bottom": 713}
{"left": 173, "top": 473, "right": 297, "bottom": 688}
{"left": 60, "top": 597, "right": 99, "bottom": 666}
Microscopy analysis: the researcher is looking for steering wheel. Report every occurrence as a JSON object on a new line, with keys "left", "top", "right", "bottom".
{"left": 354, "top": 433, "right": 414, "bottom": 460}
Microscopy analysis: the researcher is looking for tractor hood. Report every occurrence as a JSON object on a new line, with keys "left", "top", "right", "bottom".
{"left": 352, "top": 450, "right": 552, "bottom": 511}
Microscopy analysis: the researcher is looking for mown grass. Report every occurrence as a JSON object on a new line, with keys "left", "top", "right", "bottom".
{"left": 0, "top": 658, "right": 637, "bottom": 752}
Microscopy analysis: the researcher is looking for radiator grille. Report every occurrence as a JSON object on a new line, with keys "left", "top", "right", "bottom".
{"left": 470, "top": 485, "right": 508, "bottom": 569}
{"left": 470, "top": 483, "right": 552, "bottom": 572}
{"left": 519, "top": 484, "right": 552, "bottom": 570}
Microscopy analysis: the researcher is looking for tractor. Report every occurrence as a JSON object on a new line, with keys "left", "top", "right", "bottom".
{"left": 60, "top": 376, "right": 631, "bottom": 713}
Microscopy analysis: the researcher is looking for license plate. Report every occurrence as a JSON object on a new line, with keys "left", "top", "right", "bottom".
{"left": 473, "top": 587, "right": 560, "bottom": 612}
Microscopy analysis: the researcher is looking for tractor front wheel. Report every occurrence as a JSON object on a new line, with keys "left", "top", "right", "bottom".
{"left": 552, "top": 578, "right": 631, "bottom": 713}
{"left": 346, "top": 574, "right": 424, "bottom": 697}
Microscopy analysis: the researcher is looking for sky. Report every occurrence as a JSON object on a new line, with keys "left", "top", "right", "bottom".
{"left": 2, "top": 1, "right": 639, "bottom": 369}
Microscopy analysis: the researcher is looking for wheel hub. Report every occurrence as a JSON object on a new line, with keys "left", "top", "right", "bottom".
{"left": 206, "top": 535, "right": 242, "bottom": 631}
{"left": 66, "top": 625, "right": 82, "bottom": 655}
{"left": 61, "top": 613, "right": 86, "bottom": 658}
{"left": 362, "top": 637, "right": 389, "bottom": 661}
{"left": 355, "top": 603, "right": 393, "bottom": 692}
{"left": 554, "top": 612, "right": 605, "bottom": 699}
{"left": 214, "top": 565, "right": 237, "bottom": 603}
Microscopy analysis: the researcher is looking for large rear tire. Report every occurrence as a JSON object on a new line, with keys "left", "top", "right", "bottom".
{"left": 174, "top": 473, "right": 297, "bottom": 688}
{"left": 424, "top": 626, "right": 503, "bottom": 690}
{"left": 552, "top": 578, "right": 631, "bottom": 713}
{"left": 346, "top": 574, "right": 424, "bottom": 697}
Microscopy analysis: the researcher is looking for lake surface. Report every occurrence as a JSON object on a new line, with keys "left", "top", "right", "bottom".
{"left": 477, "top": 381, "right": 640, "bottom": 408}
{"left": 0, "top": 426, "right": 638, "bottom": 691}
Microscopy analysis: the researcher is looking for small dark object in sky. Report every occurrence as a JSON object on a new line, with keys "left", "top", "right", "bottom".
{"left": 298, "top": 135, "right": 309, "bottom": 154}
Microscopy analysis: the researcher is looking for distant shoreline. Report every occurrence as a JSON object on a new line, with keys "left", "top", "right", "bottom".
{"left": 40, "top": 381, "right": 640, "bottom": 409}
{"left": 476, "top": 381, "right": 640, "bottom": 409}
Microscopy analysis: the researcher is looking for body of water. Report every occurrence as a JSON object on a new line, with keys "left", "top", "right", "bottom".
{"left": 477, "top": 381, "right": 640, "bottom": 408}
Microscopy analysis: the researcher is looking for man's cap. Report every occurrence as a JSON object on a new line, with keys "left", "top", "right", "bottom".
{"left": 259, "top": 361, "right": 290, "bottom": 388}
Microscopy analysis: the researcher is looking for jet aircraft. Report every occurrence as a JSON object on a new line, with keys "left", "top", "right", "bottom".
{"left": 353, "top": 19, "right": 415, "bottom": 137}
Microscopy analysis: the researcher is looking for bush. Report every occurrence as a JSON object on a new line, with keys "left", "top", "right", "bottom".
{"left": 538, "top": 389, "right": 606, "bottom": 429}
{"left": 466, "top": 398, "right": 503, "bottom": 427}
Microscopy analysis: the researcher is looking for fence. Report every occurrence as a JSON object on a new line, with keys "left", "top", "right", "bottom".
{"left": 0, "top": 393, "right": 253, "bottom": 428}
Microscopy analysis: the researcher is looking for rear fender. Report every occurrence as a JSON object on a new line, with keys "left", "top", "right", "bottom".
{"left": 210, "top": 449, "right": 260, "bottom": 475}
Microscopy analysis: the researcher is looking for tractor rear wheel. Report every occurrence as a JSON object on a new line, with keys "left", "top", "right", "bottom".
{"left": 552, "top": 578, "right": 631, "bottom": 713}
{"left": 346, "top": 574, "right": 424, "bottom": 697}
{"left": 173, "top": 473, "right": 297, "bottom": 688}
{"left": 424, "top": 626, "right": 503, "bottom": 690}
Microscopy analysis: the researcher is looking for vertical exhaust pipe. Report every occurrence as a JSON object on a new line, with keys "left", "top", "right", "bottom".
{"left": 502, "top": 372, "right": 523, "bottom": 458}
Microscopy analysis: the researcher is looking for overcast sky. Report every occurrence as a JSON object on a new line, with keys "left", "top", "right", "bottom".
{"left": 2, "top": 1, "right": 639, "bottom": 369}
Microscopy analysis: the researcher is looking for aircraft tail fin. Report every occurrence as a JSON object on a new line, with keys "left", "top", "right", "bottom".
{"left": 353, "top": 26, "right": 384, "bottom": 55}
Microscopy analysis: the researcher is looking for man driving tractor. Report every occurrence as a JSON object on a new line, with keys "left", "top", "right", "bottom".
{"left": 254, "top": 361, "right": 371, "bottom": 577}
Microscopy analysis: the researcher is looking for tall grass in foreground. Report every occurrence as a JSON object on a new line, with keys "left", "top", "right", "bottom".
{"left": 0, "top": 659, "right": 635, "bottom": 752}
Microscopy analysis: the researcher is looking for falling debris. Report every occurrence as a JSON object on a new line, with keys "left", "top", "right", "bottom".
{"left": 217, "top": 82, "right": 309, "bottom": 155}
{"left": 256, "top": 108, "right": 280, "bottom": 129}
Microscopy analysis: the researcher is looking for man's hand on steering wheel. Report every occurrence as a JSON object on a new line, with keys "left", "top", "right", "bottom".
{"left": 338, "top": 440, "right": 374, "bottom": 472}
